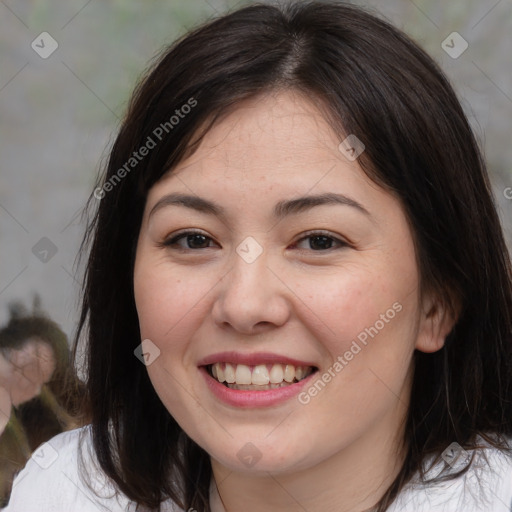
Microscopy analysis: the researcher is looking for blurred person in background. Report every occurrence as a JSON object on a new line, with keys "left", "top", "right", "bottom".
{"left": 0, "top": 298, "right": 86, "bottom": 506}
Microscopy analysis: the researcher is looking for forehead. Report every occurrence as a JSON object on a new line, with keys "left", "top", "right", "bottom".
{"left": 10, "top": 337, "right": 54, "bottom": 362}
{"left": 147, "top": 90, "right": 379, "bottom": 208}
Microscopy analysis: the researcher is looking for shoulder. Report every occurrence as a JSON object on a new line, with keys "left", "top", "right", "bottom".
{"left": 1, "top": 426, "right": 129, "bottom": 512}
{"left": 2, "top": 426, "right": 182, "bottom": 512}
{"left": 389, "top": 438, "right": 512, "bottom": 512}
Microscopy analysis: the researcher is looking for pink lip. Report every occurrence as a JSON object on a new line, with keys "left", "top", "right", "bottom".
{"left": 199, "top": 366, "right": 318, "bottom": 408}
{"left": 197, "top": 351, "right": 317, "bottom": 368}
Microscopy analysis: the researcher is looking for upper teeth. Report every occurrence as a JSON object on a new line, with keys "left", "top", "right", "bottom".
{"left": 211, "top": 363, "right": 312, "bottom": 385}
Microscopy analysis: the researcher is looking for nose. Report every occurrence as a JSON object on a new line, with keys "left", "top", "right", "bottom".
{"left": 211, "top": 246, "right": 291, "bottom": 335}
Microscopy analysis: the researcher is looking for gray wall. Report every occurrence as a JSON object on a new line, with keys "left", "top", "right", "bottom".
{"left": 1, "top": 0, "right": 511, "bottom": 341}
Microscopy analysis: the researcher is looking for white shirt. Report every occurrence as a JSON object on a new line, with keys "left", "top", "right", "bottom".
{"left": 3, "top": 426, "right": 512, "bottom": 511}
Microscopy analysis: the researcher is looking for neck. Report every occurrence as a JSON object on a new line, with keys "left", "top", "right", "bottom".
{"left": 209, "top": 406, "right": 408, "bottom": 512}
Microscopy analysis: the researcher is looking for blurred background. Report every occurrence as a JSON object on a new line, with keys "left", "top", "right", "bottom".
{"left": 1, "top": 0, "right": 511, "bottom": 346}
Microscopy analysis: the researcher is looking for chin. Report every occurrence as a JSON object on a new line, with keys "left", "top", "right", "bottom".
{"left": 201, "top": 433, "right": 316, "bottom": 475}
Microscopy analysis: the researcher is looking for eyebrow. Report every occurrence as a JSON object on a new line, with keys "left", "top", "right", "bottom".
{"left": 149, "top": 192, "right": 371, "bottom": 220}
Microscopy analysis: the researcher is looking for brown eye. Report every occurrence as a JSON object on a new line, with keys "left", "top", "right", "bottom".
{"left": 293, "top": 231, "right": 348, "bottom": 252}
{"left": 307, "top": 235, "right": 335, "bottom": 251}
{"left": 163, "top": 231, "right": 217, "bottom": 250}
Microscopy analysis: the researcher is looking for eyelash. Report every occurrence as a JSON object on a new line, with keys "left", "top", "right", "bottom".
{"left": 161, "top": 229, "right": 350, "bottom": 253}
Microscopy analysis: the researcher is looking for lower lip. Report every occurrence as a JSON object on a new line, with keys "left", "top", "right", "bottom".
{"left": 199, "top": 366, "right": 317, "bottom": 408}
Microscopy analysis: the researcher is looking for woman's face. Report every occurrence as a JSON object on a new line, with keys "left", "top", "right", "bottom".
{"left": 134, "top": 90, "right": 450, "bottom": 476}
{"left": 8, "top": 338, "right": 56, "bottom": 407}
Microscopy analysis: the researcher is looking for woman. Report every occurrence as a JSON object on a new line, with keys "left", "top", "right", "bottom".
{"left": 4, "top": 1, "right": 512, "bottom": 511}
{"left": 0, "top": 301, "right": 85, "bottom": 506}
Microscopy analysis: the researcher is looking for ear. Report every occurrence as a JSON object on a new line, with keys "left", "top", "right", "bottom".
{"left": 415, "top": 294, "right": 459, "bottom": 353}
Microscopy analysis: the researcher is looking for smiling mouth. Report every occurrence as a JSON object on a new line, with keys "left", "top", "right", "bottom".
{"left": 205, "top": 362, "right": 317, "bottom": 390}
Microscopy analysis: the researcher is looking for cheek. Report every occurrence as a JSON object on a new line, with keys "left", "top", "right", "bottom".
{"left": 293, "top": 263, "right": 413, "bottom": 346}
{"left": 133, "top": 253, "right": 222, "bottom": 412}
{"left": 134, "top": 261, "right": 214, "bottom": 346}
{"left": 297, "top": 283, "right": 416, "bottom": 427}
{"left": 293, "top": 261, "right": 418, "bottom": 401}
{"left": 133, "top": 263, "right": 217, "bottom": 429}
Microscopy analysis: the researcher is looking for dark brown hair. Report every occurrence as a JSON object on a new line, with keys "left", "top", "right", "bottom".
{"left": 75, "top": 1, "right": 512, "bottom": 510}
